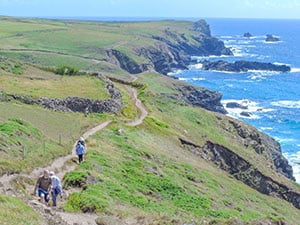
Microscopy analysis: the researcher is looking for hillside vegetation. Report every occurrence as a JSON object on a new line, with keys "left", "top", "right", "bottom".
{"left": 0, "top": 17, "right": 299, "bottom": 225}
{"left": 0, "top": 16, "right": 230, "bottom": 78}
{"left": 62, "top": 74, "right": 300, "bottom": 224}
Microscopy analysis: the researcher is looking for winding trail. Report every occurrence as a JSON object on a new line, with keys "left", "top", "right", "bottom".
{"left": 125, "top": 86, "right": 148, "bottom": 127}
{"left": 0, "top": 81, "right": 148, "bottom": 225}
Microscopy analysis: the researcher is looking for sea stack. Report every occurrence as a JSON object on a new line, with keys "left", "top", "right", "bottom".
{"left": 265, "top": 34, "right": 280, "bottom": 42}
{"left": 243, "top": 32, "right": 253, "bottom": 38}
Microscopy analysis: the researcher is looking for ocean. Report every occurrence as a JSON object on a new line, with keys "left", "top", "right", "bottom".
{"left": 172, "top": 18, "right": 300, "bottom": 183}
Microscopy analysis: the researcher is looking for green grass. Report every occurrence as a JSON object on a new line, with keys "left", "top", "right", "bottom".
{"left": 0, "top": 102, "right": 108, "bottom": 175}
{"left": 0, "top": 194, "right": 41, "bottom": 225}
{"left": 0, "top": 17, "right": 200, "bottom": 79}
{"left": 0, "top": 117, "right": 64, "bottom": 175}
{"left": 1, "top": 16, "right": 300, "bottom": 224}
{"left": 63, "top": 122, "right": 300, "bottom": 224}
{"left": 0, "top": 60, "right": 110, "bottom": 99}
{"left": 61, "top": 74, "right": 299, "bottom": 223}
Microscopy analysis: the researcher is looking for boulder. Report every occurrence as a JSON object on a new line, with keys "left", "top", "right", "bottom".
{"left": 265, "top": 34, "right": 280, "bottom": 42}
{"left": 240, "top": 111, "right": 252, "bottom": 117}
{"left": 226, "top": 102, "right": 248, "bottom": 109}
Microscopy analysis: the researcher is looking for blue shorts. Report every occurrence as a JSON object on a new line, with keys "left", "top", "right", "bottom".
{"left": 38, "top": 188, "right": 49, "bottom": 197}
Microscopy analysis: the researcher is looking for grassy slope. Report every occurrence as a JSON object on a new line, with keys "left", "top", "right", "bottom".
{"left": 0, "top": 56, "right": 110, "bottom": 225}
{"left": 0, "top": 17, "right": 197, "bottom": 81}
{"left": 63, "top": 73, "right": 300, "bottom": 224}
{"left": 1, "top": 17, "right": 300, "bottom": 224}
{"left": 0, "top": 58, "right": 110, "bottom": 99}
{"left": 0, "top": 194, "right": 42, "bottom": 225}
{"left": 0, "top": 60, "right": 112, "bottom": 175}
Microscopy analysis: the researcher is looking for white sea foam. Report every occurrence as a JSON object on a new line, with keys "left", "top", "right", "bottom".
{"left": 220, "top": 35, "right": 236, "bottom": 39}
{"left": 284, "top": 151, "right": 300, "bottom": 183}
{"left": 273, "top": 62, "right": 286, "bottom": 66}
{"left": 178, "top": 77, "right": 189, "bottom": 81}
{"left": 271, "top": 100, "right": 300, "bottom": 109}
{"left": 274, "top": 137, "right": 297, "bottom": 143}
{"left": 167, "top": 69, "right": 183, "bottom": 76}
{"left": 291, "top": 68, "right": 300, "bottom": 73}
{"left": 260, "top": 127, "right": 273, "bottom": 131}
{"left": 191, "top": 55, "right": 233, "bottom": 60}
{"left": 250, "top": 35, "right": 266, "bottom": 39}
{"left": 248, "top": 70, "right": 279, "bottom": 74}
{"left": 189, "top": 63, "right": 203, "bottom": 69}
{"left": 263, "top": 40, "right": 283, "bottom": 44}
{"left": 210, "top": 70, "right": 238, "bottom": 74}
{"left": 191, "top": 77, "right": 205, "bottom": 81}
{"left": 249, "top": 74, "right": 265, "bottom": 80}
{"left": 221, "top": 99, "right": 266, "bottom": 120}
{"left": 247, "top": 71, "right": 280, "bottom": 81}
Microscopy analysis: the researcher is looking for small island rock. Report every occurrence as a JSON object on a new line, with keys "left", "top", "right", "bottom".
{"left": 243, "top": 32, "right": 253, "bottom": 38}
{"left": 201, "top": 60, "right": 290, "bottom": 73}
{"left": 265, "top": 34, "right": 280, "bottom": 42}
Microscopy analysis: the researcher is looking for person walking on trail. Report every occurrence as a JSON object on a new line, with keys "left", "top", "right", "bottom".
{"left": 76, "top": 137, "right": 86, "bottom": 164}
{"left": 49, "top": 171, "right": 62, "bottom": 207}
{"left": 33, "top": 170, "right": 52, "bottom": 204}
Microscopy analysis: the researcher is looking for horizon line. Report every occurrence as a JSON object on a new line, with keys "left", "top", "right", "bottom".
{"left": 1, "top": 15, "right": 300, "bottom": 21}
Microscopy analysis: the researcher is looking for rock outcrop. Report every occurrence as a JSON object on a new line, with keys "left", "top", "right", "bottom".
{"left": 201, "top": 60, "right": 291, "bottom": 72}
{"left": 162, "top": 84, "right": 227, "bottom": 114}
{"left": 37, "top": 97, "right": 121, "bottom": 114}
{"left": 226, "top": 102, "right": 248, "bottom": 109}
{"left": 243, "top": 32, "right": 253, "bottom": 38}
{"left": 179, "top": 136, "right": 299, "bottom": 209}
{"left": 106, "top": 49, "right": 148, "bottom": 74}
{"left": 265, "top": 34, "right": 280, "bottom": 42}
{"left": 0, "top": 74, "right": 123, "bottom": 114}
{"left": 106, "top": 20, "right": 232, "bottom": 75}
{"left": 227, "top": 119, "right": 295, "bottom": 181}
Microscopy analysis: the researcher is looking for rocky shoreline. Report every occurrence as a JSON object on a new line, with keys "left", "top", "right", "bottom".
{"left": 105, "top": 20, "right": 233, "bottom": 75}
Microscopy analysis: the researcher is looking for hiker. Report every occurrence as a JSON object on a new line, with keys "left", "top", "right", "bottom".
{"left": 75, "top": 137, "right": 86, "bottom": 163}
{"left": 33, "top": 170, "right": 52, "bottom": 204}
{"left": 49, "top": 171, "right": 62, "bottom": 207}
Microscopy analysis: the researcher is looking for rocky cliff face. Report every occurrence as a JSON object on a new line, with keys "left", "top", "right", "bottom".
{"left": 162, "top": 84, "right": 227, "bottom": 114}
{"left": 106, "top": 49, "right": 148, "bottom": 74}
{"left": 228, "top": 119, "right": 294, "bottom": 180}
{"left": 106, "top": 20, "right": 232, "bottom": 75}
{"left": 179, "top": 136, "right": 299, "bottom": 209}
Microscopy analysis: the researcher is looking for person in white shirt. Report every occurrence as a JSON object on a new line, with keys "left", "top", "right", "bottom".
{"left": 49, "top": 171, "right": 62, "bottom": 207}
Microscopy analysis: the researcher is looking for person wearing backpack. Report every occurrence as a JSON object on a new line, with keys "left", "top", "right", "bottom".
{"left": 49, "top": 171, "right": 62, "bottom": 207}
{"left": 75, "top": 137, "right": 86, "bottom": 163}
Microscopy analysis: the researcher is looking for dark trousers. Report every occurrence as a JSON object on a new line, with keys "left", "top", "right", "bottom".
{"left": 78, "top": 154, "right": 83, "bottom": 163}
{"left": 51, "top": 187, "right": 61, "bottom": 207}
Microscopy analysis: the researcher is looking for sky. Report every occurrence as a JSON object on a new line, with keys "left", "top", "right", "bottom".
{"left": 0, "top": 0, "right": 300, "bottom": 19}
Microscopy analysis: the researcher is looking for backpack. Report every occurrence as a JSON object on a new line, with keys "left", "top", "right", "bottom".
{"left": 76, "top": 142, "right": 85, "bottom": 155}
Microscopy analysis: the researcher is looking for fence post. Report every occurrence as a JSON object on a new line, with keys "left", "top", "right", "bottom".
{"left": 59, "top": 134, "right": 62, "bottom": 145}
{"left": 22, "top": 147, "right": 25, "bottom": 160}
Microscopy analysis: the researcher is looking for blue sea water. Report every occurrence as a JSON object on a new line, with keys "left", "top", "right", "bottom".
{"left": 173, "top": 19, "right": 300, "bottom": 183}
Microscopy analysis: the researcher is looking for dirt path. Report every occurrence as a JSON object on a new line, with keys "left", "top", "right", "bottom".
{"left": 0, "top": 82, "right": 148, "bottom": 225}
{"left": 125, "top": 86, "right": 148, "bottom": 126}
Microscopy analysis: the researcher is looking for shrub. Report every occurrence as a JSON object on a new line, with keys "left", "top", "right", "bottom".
{"left": 55, "top": 65, "right": 79, "bottom": 75}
